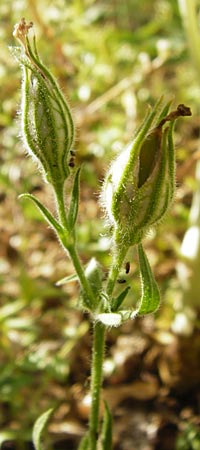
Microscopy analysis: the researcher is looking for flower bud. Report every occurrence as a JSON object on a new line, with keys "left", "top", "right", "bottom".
{"left": 11, "top": 18, "right": 75, "bottom": 186}
{"left": 101, "top": 99, "right": 191, "bottom": 247}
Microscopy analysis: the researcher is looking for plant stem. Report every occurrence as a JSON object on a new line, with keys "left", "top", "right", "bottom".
{"left": 53, "top": 181, "right": 69, "bottom": 231}
{"left": 86, "top": 244, "right": 128, "bottom": 450}
{"left": 87, "top": 245, "right": 127, "bottom": 449}
{"left": 89, "top": 321, "right": 106, "bottom": 450}
{"left": 67, "top": 244, "right": 96, "bottom": 309}
{"left": 54, "top": 179, "right": 95, "bottom": 309}
{"left": 106, "top": 243, "right": 127, "bottom": 297}
{"left": 53, "top": 181, "right": 96, "bottom": 308}
{"left": 53, "top": 181, "right": 109, "bottom": 449}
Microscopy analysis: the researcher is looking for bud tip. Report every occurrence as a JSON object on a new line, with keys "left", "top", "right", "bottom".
{"left": 13, "top": 18, "right": 33, "bottom": 46}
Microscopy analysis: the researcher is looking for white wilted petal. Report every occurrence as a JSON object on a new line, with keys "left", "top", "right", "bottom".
{"left": 96, "top": 313, "right": 122, "bottom": 327}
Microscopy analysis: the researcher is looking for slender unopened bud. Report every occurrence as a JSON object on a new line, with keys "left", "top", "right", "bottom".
{"left": 101, "top": 99, "right": 191, "bottom": 247}
{"left": 80, "top": 258, "right": 103, "bottom": 311}
{"left": 11, "top": 18, "right": 75, "bottom": 186}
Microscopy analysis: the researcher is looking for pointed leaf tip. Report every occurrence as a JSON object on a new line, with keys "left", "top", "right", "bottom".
{"left": 32, "top": 408, "right": 53, "bottom": 450}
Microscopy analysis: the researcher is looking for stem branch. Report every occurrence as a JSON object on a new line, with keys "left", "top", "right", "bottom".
{"left": 53, "top": 181, "right": 95, "bottom": 308}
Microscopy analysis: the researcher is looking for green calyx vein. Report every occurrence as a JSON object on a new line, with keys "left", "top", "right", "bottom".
{"left": 12, "top": 26, "right": 75, "bottom": 185}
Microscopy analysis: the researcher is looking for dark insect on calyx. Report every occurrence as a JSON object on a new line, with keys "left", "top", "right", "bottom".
{"left": 117, "top": 279, "right": 126, "bottom": 284}
{"left": 68, "top": 157, "right": 75, "bottom": 167}
{"left": 125, "top": 261, "right": 130, "bottom": 274}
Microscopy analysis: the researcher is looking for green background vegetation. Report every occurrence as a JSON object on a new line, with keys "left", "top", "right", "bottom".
{"left": 0, "top": 1, "right": 200, "bottom": 449}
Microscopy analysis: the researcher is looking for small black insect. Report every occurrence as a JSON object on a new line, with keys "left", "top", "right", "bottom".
{"left": 125, "top": 261, "right": 130, "bottom": 274}
{"left": 117, "top": 279, "right": 126, "bottom": 284}
{"left": 68, "top": 157, "right": 75, "bottom": 167}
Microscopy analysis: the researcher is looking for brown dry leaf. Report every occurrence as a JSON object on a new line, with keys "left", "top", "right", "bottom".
{"left": 103, "top": 378, "right": 159, "bottom": 411}
{"left": 49, "top": 419, "right": 85, "bottom": 438}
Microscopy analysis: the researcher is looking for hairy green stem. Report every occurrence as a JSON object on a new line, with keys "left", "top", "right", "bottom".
{"left": 89, "top": 321, "right": 106, "bottom": 450}
{"left": 106, "top": 243, "right": 128, "bottom": 297}
{"left": 67, "top": 244, "right": 96, "bottom": 309}
{"left": 54, "top": 181, "right": 69, "bottom": 231}
{"left": 87, "top": 244, "right": 127, "bottom": 449}
{"left": 54, "top": 182, "right": 96, "bottom": 308}
{"left": 54, "top": 183, "right": 123, "bottom": 449}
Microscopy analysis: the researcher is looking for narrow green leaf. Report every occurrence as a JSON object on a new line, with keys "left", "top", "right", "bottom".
{"left": 101, "top": 401, "right": 112, "bottom": 450}
{"left": 55, "top": 273, "right": 79, "bottom": 286}
{"left": 156, "top": 98, "right": 173, "bottom": 124}
{"left": 32, "top": 408, "right": 53, "bottom": 450}
{"left": 19, "top": 193, "right": 63, "bottom": 234}
{"left": 111, "top": 286, "right": 130, "bottom": 312}
{"left": 77, "top": 433, "right": 89, "bottom": 450}
{"left": 68, "top": 167, "right": 81, "bottom": 229}
{"left": 137, "top": 243, "right": 160, "bottom": 315}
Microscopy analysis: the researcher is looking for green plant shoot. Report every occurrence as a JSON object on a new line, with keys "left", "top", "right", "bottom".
{"left": 11, "top": 18, "right": 191, "bottom": 450}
